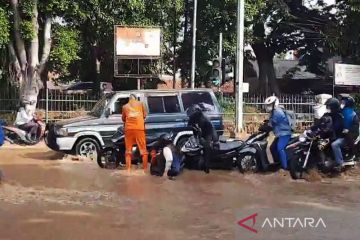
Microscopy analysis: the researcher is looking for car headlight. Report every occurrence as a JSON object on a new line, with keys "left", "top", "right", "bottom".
{"left": 56, "top": 127, "right": 68, "bottom": 136}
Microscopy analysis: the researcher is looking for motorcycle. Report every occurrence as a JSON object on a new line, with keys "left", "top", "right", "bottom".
{"left": 98, "top": 127, "right": 163, "bottom": 169}
{"left": 237, "top": 123, "right": 302, "bottom": 173}
{"left": 181, "top": 125, "right": 273, "bottom": 172}
{"left": 2, "top": 118, "right": 45, "bottom": 145}
{"left": 287, "top": 130, "right": 357, "bottom": 180}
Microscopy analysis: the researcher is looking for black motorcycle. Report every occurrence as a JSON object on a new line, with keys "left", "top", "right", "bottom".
{"left": 181, "top": 125, "right": 272, "bottom": 172}
{"left": 238, "top": 123, "right": 304, "bottom": 173}
{"left": 287, "top": 130, "right": 357, "bottom": 180}
{"left": 98, "top": 127, "right": 159, "bottom": 169}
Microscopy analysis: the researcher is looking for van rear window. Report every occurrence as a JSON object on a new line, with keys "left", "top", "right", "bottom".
{"left": 181, "top": 92, "right": 216, "bottom": 112}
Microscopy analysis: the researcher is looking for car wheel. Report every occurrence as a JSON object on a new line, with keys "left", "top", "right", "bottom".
{"left": 176, "top": 136, "right": 190, "bottom": 149}
{"left": 75, "top": 138, "right": 100, "bottom": 162}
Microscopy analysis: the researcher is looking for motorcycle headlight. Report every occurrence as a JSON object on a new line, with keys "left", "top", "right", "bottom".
{"left": 56, "top": 127, "right": 68, "bottom": 136}
{"left": 299, "top": 135, "right": 306, "bottom": 143}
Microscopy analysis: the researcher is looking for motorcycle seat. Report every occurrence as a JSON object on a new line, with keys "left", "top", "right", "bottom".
{"left": 218, "top": 141, "right": 244, "bottom": 152}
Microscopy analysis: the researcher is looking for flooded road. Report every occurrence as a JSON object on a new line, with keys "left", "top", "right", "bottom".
{"left": 0, "top": 145, "right": 360, "bottom": 240}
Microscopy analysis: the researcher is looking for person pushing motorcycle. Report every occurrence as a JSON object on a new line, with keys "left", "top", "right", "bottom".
{"left": 187, "top": 105, "right": 219, "bottom": 174}
{"left": 264, "top": 96, "right": 292, "bottom": 170}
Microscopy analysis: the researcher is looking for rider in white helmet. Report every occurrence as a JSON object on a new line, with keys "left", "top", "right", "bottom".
{"left": 313, "top": 94, "right": 332, "bottom": 125}
{"left": 264, "top": 95, "right": 292, "bottom": 170}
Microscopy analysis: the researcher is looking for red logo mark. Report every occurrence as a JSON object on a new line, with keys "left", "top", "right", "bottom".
{"left": 237, "top": 213, "right": 258, "bottom": 234}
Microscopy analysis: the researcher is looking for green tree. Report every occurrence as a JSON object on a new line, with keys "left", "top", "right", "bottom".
{"left": 0, "top": 0, "right": 86, "bottom": 108}
{"left": 64, "top": 0, "right": 183, "bottom": 90}
{"left": 325, "top": 0, "right": 360, "bottom": 64}
{"left": 178, "top": 0, "right": 331, "bottom": 94}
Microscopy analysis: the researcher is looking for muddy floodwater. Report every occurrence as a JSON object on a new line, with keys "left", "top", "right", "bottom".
{"left": 0, "top": 145, "right": 360, "bottom": 240}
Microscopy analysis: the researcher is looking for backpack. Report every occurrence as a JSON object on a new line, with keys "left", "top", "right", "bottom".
{"left": 284, "top": 110, "right": 296, "bottom": 131}
{"left": 150, "top": 153, "right": 166, "bottom": 176}
{"left": 0, "top": 120, "right": 5, "bottom": 146}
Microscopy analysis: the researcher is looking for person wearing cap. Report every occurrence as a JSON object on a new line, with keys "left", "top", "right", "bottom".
{"left": 122, "top": 94, "right": 148, "bottom": 173}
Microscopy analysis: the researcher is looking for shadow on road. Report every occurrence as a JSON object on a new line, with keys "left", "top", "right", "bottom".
{"left": 22, "top": 151, "right": 65, "bottom": 161}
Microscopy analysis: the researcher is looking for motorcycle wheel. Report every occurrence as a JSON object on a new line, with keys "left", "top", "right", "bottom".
{"left": 98, "top": 147, "right": 121, "bottom": 169}
{"left": 288, "top": 151, "right": 305, "bottom": 180}
{"left": 237, "top": 153, "right": 259, "bottom": 173}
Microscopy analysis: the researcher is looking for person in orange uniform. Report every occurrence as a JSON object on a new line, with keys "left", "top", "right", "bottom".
{"left": 122, "top": 94, "right": 148, "bottom": 173}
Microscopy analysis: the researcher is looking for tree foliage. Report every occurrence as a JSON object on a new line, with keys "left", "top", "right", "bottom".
{"left": 0, "top": 0, "right": 359, "bottom": 96}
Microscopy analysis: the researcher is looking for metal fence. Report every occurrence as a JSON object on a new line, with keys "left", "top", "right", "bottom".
{"left": 38, "top": 90, "right": 99, "bottom": 121}
{"left": 219, "top": 94, "right": 315, "bottom": 132}
{"left": 0, "top": 88, "right": 316, "bottom": 130}
{"left": 0, "top": 88, "right": 99, "bottom": 122}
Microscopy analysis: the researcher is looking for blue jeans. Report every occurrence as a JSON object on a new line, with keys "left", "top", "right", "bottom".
{"left": 331, "top": 138, "right": 346, "bottom": 165}
{"left": 271, "top": 135, "right": 291, "bottom": 170}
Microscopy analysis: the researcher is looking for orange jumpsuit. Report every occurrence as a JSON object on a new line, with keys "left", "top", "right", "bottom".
{"left": 122, "top": 99, "right": 148, "bottom": 171}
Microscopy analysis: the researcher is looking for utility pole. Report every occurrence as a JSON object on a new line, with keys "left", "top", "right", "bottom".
{"left": 235, "top": 0, "right": 245, "bottom": 132}
{"left": 190, "top": 0, "right": 198, "bottom": 89}
{"left": 173, "top": 2, "right": 177, "bottom": 89}
{"left": 219, "top": 33, "right": 223, "bottom": 96}
{"left": 219, "top": 33, "right": 222, "bottom": 65}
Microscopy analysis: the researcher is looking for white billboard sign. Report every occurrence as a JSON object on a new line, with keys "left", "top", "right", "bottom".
{"left": 115, "top": 26, "right": 161, "bottom": 58}
{"left": 335, "top": 63, "right": 360, "bottom": 86}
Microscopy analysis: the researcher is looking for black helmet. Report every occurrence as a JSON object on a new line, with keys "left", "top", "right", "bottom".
{"left": 339, "top": 93, "right": 355, "bottom": 108}
{"left": 325, "top": 98, "right": 341, "bottom": 113}
{"left": 186, "top": 104, "right": 202, "bottom": 117}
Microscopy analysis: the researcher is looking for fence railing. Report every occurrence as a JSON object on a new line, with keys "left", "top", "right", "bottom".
{"left": 219, "top": 94, "right": 315, "bottom": 132}
{"left": 0, "top": 88, "right": 316, "bottom": 131}
{"left": 0, "top": 88, "right": 100, "bottom": 122}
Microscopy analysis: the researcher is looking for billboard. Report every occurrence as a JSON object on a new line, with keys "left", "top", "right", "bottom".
{"left": 115, "top": 26, "right": 161, "bottom": 58}
{"left": 335, "top": 63, "right": 360, "bottom": 86}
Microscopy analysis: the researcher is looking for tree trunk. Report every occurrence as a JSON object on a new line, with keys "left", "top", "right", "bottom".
{"left": 8, "top": 0, "right": 52, "bottom": 115}
{"left": 266, "top": 58, "right": 279, "bottom": 95}
{"left": 21, "top": 68, "right": 41, "bottom": 115}
{"left": 257, "top": 58, "right": 268, "bottom": 94}
{"left": 252, "top": 43, "right": 280, "bottom": 95}
{"left": 180, "top": 0, "right": 190, "bottom": 88}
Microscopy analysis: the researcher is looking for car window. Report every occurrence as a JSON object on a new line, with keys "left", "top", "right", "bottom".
{"left": 89, "top": 96, "right": 108, "bottom": 117}
{"left": 148, "top": 96, "right": 181, "bottom": 114}
{"left": 148, "top": 96, "right": 164, "bottom": 113}
{"left": 113, "top": 97, "right": 129, "bottom": 114}
{"left": 181, "top": 92, "right": 216, "bottom": 112}
{"left": 67, "top": 82, "right": 93, "bottom": 90}
{"left": 164, "top": 96, "right": 181, "bottom": 113}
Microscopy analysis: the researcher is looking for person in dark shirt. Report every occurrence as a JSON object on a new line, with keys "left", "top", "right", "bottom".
{"left": 187, "top": 105, "right": 219, "bottom": 174}
{"left": 339, "top": 94, "right": 359, "bottom": 156}
{"left": 323, "top": 98, "right": 347, "bottom": 166}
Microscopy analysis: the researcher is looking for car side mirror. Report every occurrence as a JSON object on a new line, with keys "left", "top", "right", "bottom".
{"left": 105, "top": 108, "right": 111, "bottom": 118}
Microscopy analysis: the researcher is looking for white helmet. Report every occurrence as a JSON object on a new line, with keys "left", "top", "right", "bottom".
{"left": 314, "top": 94, "right": 332, "bottom": 105}
{"left": 264, "top": 96, "right": 279, "bottom": 112}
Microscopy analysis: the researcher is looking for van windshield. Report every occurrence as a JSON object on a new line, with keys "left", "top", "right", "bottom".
{"left": 89, "top": 93, "right": 114, "bottom": 117}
